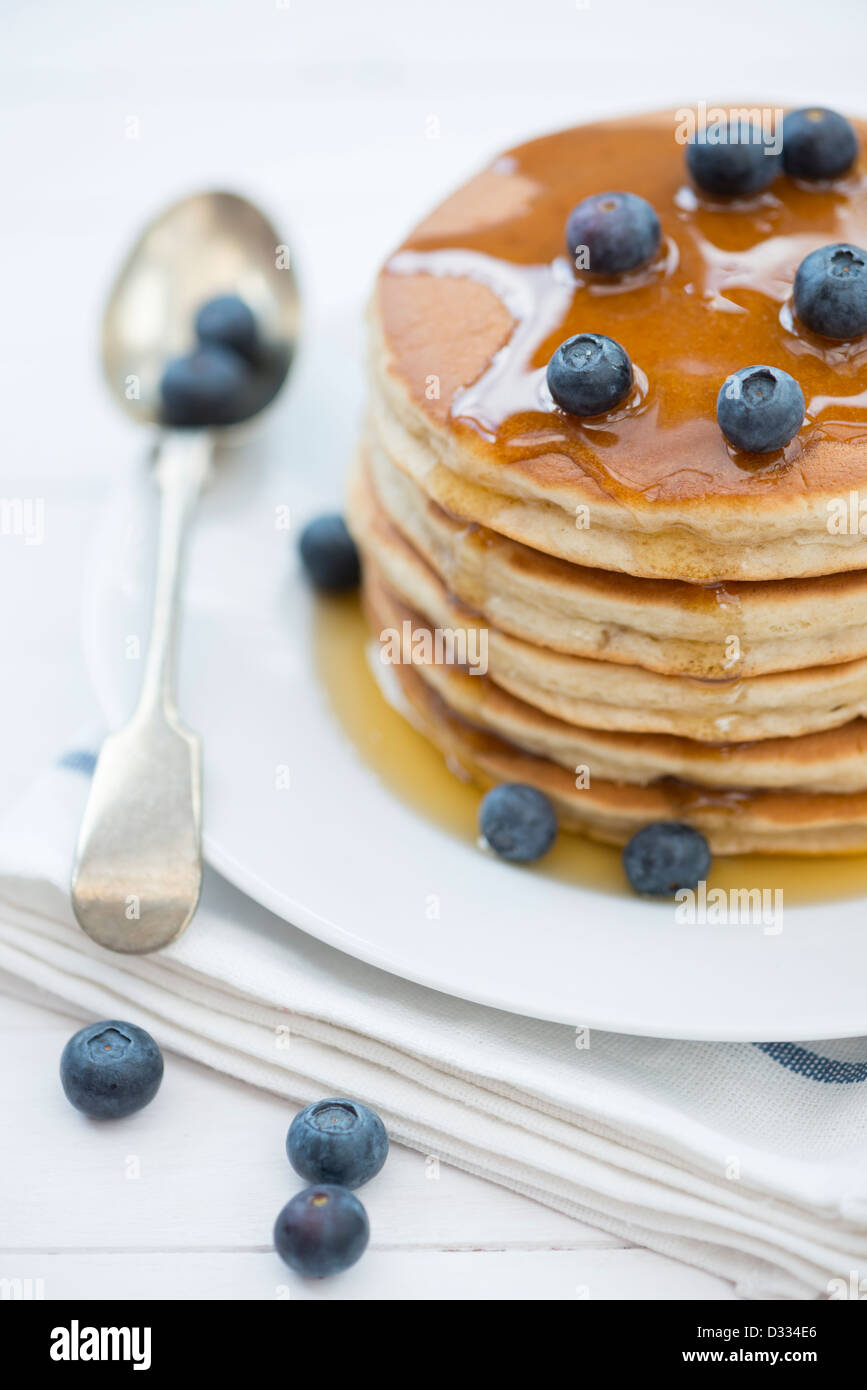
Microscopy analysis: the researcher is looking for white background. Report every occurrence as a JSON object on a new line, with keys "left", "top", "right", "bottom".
{"left": 2, "top": 0, "right": 865, "bottom": 1301}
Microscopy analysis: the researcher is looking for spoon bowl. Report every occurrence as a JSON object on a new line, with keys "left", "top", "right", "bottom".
{"left": 102, "top": 189, "right": 300, "bottom": 428}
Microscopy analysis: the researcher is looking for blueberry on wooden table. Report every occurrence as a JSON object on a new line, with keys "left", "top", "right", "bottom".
{"left": 60, "top": 1020, "right": 164, "bottom": 1119}
{"left": 287, "top": 1098, "right": 389, "bottom": 1189}
{"left": 274, "top": 1185, "right": 370, "bottom": 1278}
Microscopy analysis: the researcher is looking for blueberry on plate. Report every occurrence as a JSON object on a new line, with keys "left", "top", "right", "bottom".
{"left": 299, "top": 513, "right": 361, "bottom": 592}
{"left": 716, "top": 365, "right": 805, "bottom": 453}
{"left": 782, "top": 108, "right": 858, "bottom": 181}
{"left": 623, "top": 822, "right": 711, "bottom": 897}
{"left": 565, "top": 191, "right": 661, "bottom": 274}
{"left": 547, "top": 333, "right": 633, "bottom": 417}
{"left": 686, "top": 118, "right": 781, "bottom": 196}
{"left": 195, "top": 293, "right": 261, "bottom": 364}
{"left": 793, "top": 243, "right": 867, "bottom": 340}
{"left": 60, "top": 1020, "right": 163, "bottom": 1119}
{"left": 273, "top": 1185, "right": 369, "bottom": 1278}
{"left": 159, "top": 343, "right": 256, "bottom": 427}
{"left": 287, "top": 1099, "right": 389, "bottom": 1189}
{"left": 479, "top": 783, "right": 558, "bottom": 863}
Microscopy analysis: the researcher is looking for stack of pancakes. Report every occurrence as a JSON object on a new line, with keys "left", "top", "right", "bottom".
{"left": 348, "top": 110, "right": 867, "bottom": 854}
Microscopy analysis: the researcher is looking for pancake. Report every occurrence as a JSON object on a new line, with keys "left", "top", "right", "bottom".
{"left": 346, "top": 105, "right": 867, "bottom": 857}
{"left": 364, "top": 427, "right": 867, "bottom": 678}
{"left": 350, "top": 459, "right": 867, "bottom": 743}
{"left": 362, "top": 580, "right": 867, "bottom": 855}
{"left": 371, "top": 110, "right": 867, "bottom": 583}
{"left": 365, "top": 572, "right": 867, "bottom": 795}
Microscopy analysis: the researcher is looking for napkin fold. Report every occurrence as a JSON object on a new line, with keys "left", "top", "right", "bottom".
{"left": 2, "top": 749, "right": 866, "bottom": 1300}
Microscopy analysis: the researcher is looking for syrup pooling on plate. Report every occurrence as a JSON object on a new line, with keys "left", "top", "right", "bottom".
{"left": 384, "top": 119, "right": 867, "bottom": 505}
{"left": 314, "top": 594, "right": 867, "bottom": 904}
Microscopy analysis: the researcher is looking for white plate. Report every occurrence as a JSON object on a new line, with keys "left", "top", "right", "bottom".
{"left": 83, "top": 396, "right": 867, "bottom": 1041}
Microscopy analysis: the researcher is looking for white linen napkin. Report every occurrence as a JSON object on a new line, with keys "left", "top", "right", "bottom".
{"left": 2, "top": 749, "right": 867, "bottom": 1301}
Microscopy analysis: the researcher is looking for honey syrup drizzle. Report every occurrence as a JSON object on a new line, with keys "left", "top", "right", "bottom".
{"left": 385, "top": 119, "right": 867, "bottom": 506}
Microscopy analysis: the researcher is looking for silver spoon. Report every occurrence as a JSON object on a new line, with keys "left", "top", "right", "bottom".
{"left": 71, "top": 190, "right": 300, "bottom": 953}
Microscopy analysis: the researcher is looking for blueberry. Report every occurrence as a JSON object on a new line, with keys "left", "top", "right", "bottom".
{"left": 60, "top": 1020, "right": 163, "bottom": 1119}
{"left": 623, "top": 822, "right": 711, "bottom": 897}
{"left": 565, "top": 192, "right": 661, "bottom": 274}
{"left": 299, "top": 514, "right": 360, "bottom": 592}
{"left": 716, "top": 365, "right": 805, "bottom": 453}
{"left": 479, "top": 783, "right": 558, "bottom": 863}
{"left": 287, "top": 1099, "right": 389, "bottom": 1189}
{"left": 782, "top": 108, "right": 858, "bottom": 181}
{"left": 686, "top": 118, "right": 781, "bottom": 196}
{"left": 547, "top": 334, "right": 633, "bottom": 418}
{"left": 273, "top": 1185, "right": 369, "bottom": 1278}
{"left": 159, "top": 344, "right": 256, "bottom": 427}
{"left": 248, "top": 341, "right": 292, "bottom": 413}
{"left": 793, "top": 243, "right": 867, "bottom": 340}
{"left": 195, "top": 294, "right": 261, "bottom": 365}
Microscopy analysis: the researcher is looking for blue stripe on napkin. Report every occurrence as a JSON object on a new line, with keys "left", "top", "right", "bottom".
{"left": 58, "top": 749, "right": 97, "bottom": 775}
{"left": 754, "top": 1041, "right": 867, "bottom": 1084}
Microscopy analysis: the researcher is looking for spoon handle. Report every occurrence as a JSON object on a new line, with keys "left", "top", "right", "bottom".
{"left": 138, "top": 431, "right": 212, "bottom": 720}
{"left": 71, "top": 431, "right": 212, "bottom": 953}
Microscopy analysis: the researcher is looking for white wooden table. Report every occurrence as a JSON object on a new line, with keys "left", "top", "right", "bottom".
{"left": 1, "top": 977, "right": 738, "bottom": 1300}
{"left": 2, "top": 0, "right": 862, "bottom": 1301}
